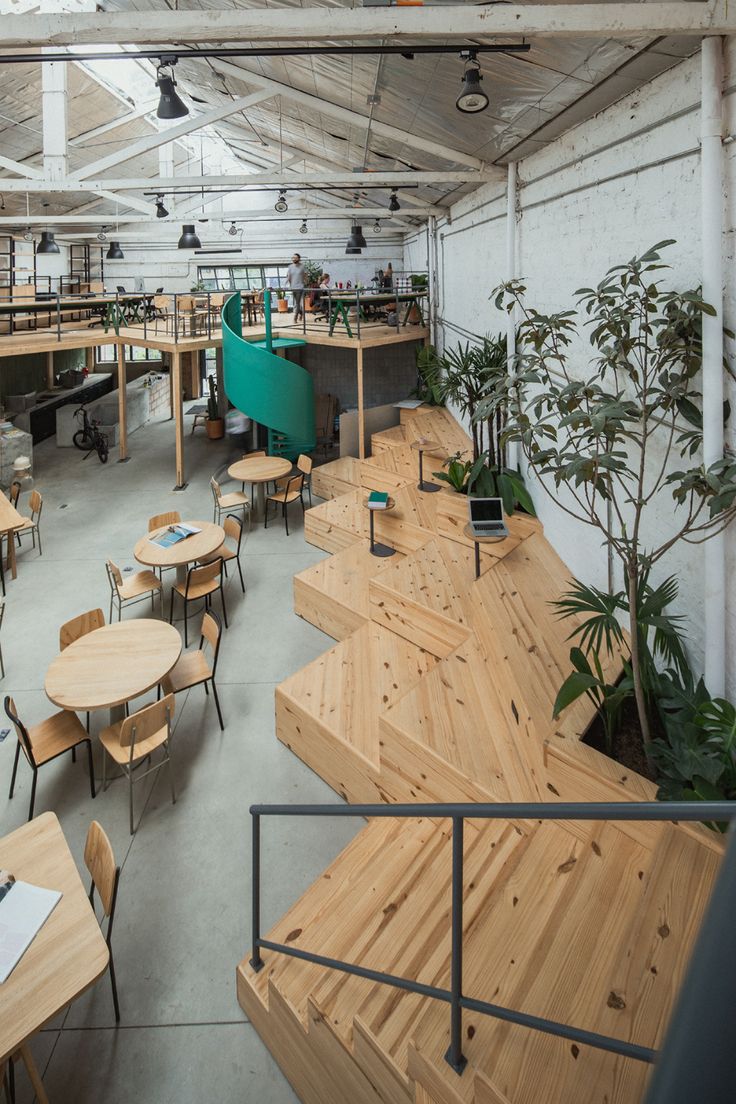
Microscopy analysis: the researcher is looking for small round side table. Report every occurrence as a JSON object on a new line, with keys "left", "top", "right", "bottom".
{"left": 364, "top": 495, "right": 396, "bottom": 557}
{"left": 411, "top": 438, "right": 443, "bottom": 493}
{"left": 463, "top": 522, "right": 507, "bottom": 579}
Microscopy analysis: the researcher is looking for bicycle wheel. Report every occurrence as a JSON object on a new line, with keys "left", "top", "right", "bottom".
{"left": 96, "top": 436, "right": 109, "bottom": 464}
{"left": 73, "top": 429, "right": 94, "bottom": 452}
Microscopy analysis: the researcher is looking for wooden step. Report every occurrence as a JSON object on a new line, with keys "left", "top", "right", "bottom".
{"left": 433, "top": 495, "right": 541, "bottom": 562}
{"left": 371, "top": 423, "right": 408, "bottom": 453}
{"left": 305, "top": 489, "right": 369, "bottom": 553}
{"left": 295, "top": 539, "right": 406, "bottom": 641}
{"left": 402, "top": 407, "right": 473, "bottom": 455}
{"left": 312, "top": 456, "right": 364, "bottom": 501}
{"left": 276, "top": 621, "right": 438, "bottom": 803}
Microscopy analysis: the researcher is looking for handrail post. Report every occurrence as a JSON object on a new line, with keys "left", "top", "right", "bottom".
{"left": 445, "top": 816, "right": 467, "bottom": 1074}
{"left": 250, "top": 812, "right": 263, "bottom": 972}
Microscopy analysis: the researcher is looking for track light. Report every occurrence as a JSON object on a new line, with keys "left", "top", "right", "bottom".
{"left": 389, "top": 190, "right": 400, "bottom": 213}
{"left": 299, "top": 220, "right": 308, "bottom": 235}
{"left": 106, "top": 241, "right": 124, "bottom": 260}
{"left": 274, "top": 192, "right": 288, "bottom": 213}
{"left": 0, "top": 195, "right": 4, "bottom": 211}
{"left": 96, "top": 227, "right": 109, "bottom": 242}
{"left": 36, "top": 231, "right": 60, "bottom": 255}
{"left": 373, "top": 220, "right": 381, "bottom": 233}
{"left": 228, "top": 222, "right": 238, "bottom": 236}
{"left": 155, "top": 56, "right": 189, "bottom": 120}
{"left": 23, "top": 228, "right": 33, "bottom": 243}
{"left": 155, "top": 195, "right": 169, "bottom": 219}
{"left": 456, "top": 51, "right": 489, "bottom": 114}
{"left": 177, "top": 224, "right": 201, "bottom": 249}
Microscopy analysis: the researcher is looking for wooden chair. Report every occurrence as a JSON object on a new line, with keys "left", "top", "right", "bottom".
{"left": 265, "top": 473, "right": 305, "bottom": 536}
{"left": 148, "top": 511, "right": 182, "bottom": 579}
{"left": 169, "top": 558, "right": 227, "bottom": 647}
{"left": 5, "top": 695, "right": 95, "bottom": 820}
{"left": 198, "top": 513, "right": 246, "bottom": 593}
{"left": 60, "top": 608, "right": 105, "bottom": 730}
{"left": 106, "top": 559, "right": 162, "bottom": 622}
{"left": 296, "top": 454, "right": 314, "bottom": 507}
{"left": 99, "top": 694, "right": 176, "bottom": 835}
{"left": 16, "top": 488, "right": 43, "bottom": 555}
{"left": 161, "top": 610, "right": 225, "bottom": 730}
{"left": 210, "top": 476, "right": 249, "bottom": 526}
{"left": 148, "top": 294, "right": 170, "bottom": 331}
{"left": 84, "top": 820, "right": 121, "bottom": 1021}
{"left": 8, "top": 480, "right": 20, "bottom": 507}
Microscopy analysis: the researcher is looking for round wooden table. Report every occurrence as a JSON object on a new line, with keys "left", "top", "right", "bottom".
{"left": 463, "top": 522, "right": 508, "bottom": 579}
{"left": 45, "top": 620, "right": 182, "bottom": 723}
{"left": 411, "top": 438, "right": 443, "bottom": 493}
{"left": 133, "top": 520, "right": 224, "bottom": 585}
{"left": 228, "top": 455, "right": 293, "bottom": 522}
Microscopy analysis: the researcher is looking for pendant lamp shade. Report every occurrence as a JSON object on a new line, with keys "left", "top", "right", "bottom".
{"left": 106, "top": 241, "right": 124, "bottom": 260}
{"left": 456, "top": 63, "right": 489, "bottom": 114}
{"left": 347, "top": 225, "right": 367, "bottom": 249}
{"left": 36, "top": 231, "right": 60, "bottom": 255}
{"left": 156, "top": 73, "right": 188, "bottom": 120}
{"left": 177, "top": 224, "right": 202, "bottom": 249}
{"left": 345, "top": 245, "right": 362, "bottom": 255}
{"left": 155, "top": 196, "right": 169, "bottom": 219}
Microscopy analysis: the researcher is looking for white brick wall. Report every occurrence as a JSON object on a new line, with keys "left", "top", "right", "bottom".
{"left": 420, "top": 41, "right": 736, "bottom": 695}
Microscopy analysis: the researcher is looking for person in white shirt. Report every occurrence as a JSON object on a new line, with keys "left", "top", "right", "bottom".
{"left": 313, "top": 272, "right": 331, "bottom": 318}
{"left": 286, "top": 253, "right": 305, "bottom": 322}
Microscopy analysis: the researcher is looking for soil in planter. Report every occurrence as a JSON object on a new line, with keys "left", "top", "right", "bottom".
{"left": 583, "top": 697, "right": 658, "bottom": 782}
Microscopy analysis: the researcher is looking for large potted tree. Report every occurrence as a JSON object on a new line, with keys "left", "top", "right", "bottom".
{"left": 205, "top": 376, "right": 224, "bottom": 439}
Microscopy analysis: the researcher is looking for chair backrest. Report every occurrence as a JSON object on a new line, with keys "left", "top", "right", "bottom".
{"left": 4, "top": 696, "right": 34, "bottom": 766}
{"left": 29, "top": 489, "right": 42, "bottom": 518}
{"left": 210, "top": 476, "right": 222, "bottom": 502}
{"left": 178, "top": 295, "right": 194, "bottom": 312}
{"left": 148, "top": 510, "right": 181, "bottom": 532}
{"left": 84, "top": 820, "right": 118, "bottom": 918}
{"left": 223, "top": 513, "right": 243, "bottom": 549}
{"left": 106, "top": 559, "right": 123, "bottom": 591}
{"left": 284, "top": 473, "right": 304, "bottom": 496}
{"left": 200, "top": 609, "right": 222, "bottom": 671}
{"left": 209, "top": 293, "right": 226, "bottom": 308}
{"left": 297, "top": 454, "right": 313, "bottom": 477}
{"left": 119, "top": 693, "right": 174, "bottom": 751}
{"left": 155, "top": 287, "right": 164, "bottom": 294}
{"left": 60, "top": 608, "right": 105, "bottom": 651}
{"left": 186, "top": 558, "right": 222, "bottom": 594}
{"left": 153, "top": 295, "right": 170, "bottom": 310}
{"left": 116, "top": 286, "right": 126, "bottom": 293}
{"left": 242, "top": 450, "right": 265, "bottom": 460}
{"left": 8, "top": 481, "right": 20, "bottom": 507}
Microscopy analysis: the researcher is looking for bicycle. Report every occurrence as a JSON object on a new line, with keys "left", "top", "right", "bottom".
{"left": 72, "top": 404, "right": 109, "bottom": 464}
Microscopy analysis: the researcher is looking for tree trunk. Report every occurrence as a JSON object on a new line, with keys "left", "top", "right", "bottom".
{"left": 627, "top": 565, "right": 651, "bottom": 747}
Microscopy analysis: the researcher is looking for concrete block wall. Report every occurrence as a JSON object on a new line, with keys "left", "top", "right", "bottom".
{"left": 292, "top": 340, "right": 422, "bottom": 412}
{"left": 418, "top": 41, "right": 736, "bottom": 695}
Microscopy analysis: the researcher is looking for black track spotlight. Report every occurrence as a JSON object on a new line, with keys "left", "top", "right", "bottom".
{"left": 274, "top": 191, "right": 288, "bottom": 213}
{"left": 456, "top": 50, "right": 489, "bottom": 114}
{"left": 227, "top": 222, "right": 238, "bottom": 236}
{"left": 155, "top": 56, "right": 189, "bottom": 120}
{"left": 373, "top": 219, "right": 381, "bottom": 233}
{"left": 347, "top": 224, "right": 367, "bottom": 249}
{"left": 96, "top": 226, "right": 109, "bottom": 242}
{"left": 36, "top": 231, "right": 60, "bottom": 255}
{"left": 389, "top": 190, "right": 400, "bottom": 213}
{"left": 177, "top": 223, "right": 201, "bottom": 249}
{"left": 155, "top": 194, "right": 169, "bottom": 219}
{"left": 299, "top": 219, "right": 308, "bottom": 235}
{"left": 23, "top": 227, "right": 33, "bottom": 243}
{"left": 106, "top": 241, "right": 124, "bottom": 260}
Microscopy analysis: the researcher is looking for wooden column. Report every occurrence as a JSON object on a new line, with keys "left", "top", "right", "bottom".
{"left": 356, "top": 345, "right": 365, "bottom": 459}
{"left": 45, "top": 350, "right": 54, "bottom": 389}
{"left": 85, "top": 345, "right": 95, "bottom": 373}
{"left": 215, "top": 346, "right": 226, "bottom": 417}
{"left": 116, "top": 342, "right": 128, "bottom": 461}
{"left": 172, "top": 349, "right": 185, "bottom": 488}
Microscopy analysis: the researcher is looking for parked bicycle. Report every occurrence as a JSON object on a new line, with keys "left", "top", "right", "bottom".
{"left": 72, "top": 404, "right": 109, "bottom": 464}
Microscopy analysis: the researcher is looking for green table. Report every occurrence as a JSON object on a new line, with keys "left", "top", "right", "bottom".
{"left": 324, "top": 290, "right": 427, "bottom": 338}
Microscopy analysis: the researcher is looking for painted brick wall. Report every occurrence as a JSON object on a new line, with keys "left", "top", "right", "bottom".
{"left": 420, "top": 41, "right": 736, "bottom": 695}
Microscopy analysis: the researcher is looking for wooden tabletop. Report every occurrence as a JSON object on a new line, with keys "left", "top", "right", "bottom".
{"left": 463, "top": 522, "right": 508, "bottom": 544}
{"left": 228, "top": 455, "right": 292, "bottom": 484}
{"left": 0, "top": 495, "right": 26, "bottom": 534}
{"left": 0, "top": 294, "right": 146, "bottom": 314}
{"left": 0, "top": 812, "right": 109, "bottom": 1063}
{"left": 133, "top": 520, "right": 224, "bottom": 568}
{"left": 45, "top": 620, "right": 182, "bottom": 711}
{"left": 410, "top": 438, "right": 442, "bottom": 453}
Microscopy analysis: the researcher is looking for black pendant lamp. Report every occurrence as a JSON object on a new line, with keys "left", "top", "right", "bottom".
{"left": 345, "top": 245, "right": 361, "bottom": 255}
{"left": 457, "top": 52, "right": 489, "bottom": 114}
{"left": 156, "top": 57, "right": 189, "bottom": 120}
{"left": 177, "top": 224, "right": 202, "bottom": 249}
{"left": 347, "top": 224, "right": 367, "bottom": 249}
{"left": 155, "top": 195, "right": 169, "bottom": 219}
{"left": 106, "top": 241, "right": 124, "bottom": 260}
{"left": 36, "top": 231, "right": 60, "bottom": 255}
{"left": 388, "top": 190, "right": 401, "bottom": 213}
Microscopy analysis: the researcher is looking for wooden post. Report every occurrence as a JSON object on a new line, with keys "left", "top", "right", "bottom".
{"left": 116, "top": 342, "right": 128, "bottom": 461}
{"left": 215, "top": 345, "right": 226, "bottom": 417}
{"left": 85, "top": 344, "right": 95, "bottom": 373}
{"left": 172, "top": 349, "right": 185, "bottom": 488}
{"left": 357, "top": 345, "right": 365, "bottom": 459}
{"left": 45, "top": 350, "right": 54, "bottom": 389}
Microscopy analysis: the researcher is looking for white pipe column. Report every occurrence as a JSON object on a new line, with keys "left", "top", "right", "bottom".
{"left": 41, "top": 54, "right": 68, "bottom": 181}
{"left": 427, "top": 215, "right": 439, "bottom": 347}
{"left": 701, "top": 36, "right": 726, "bottom": 695}
{"left": 506, "top": 161, "right": 519, "bottom": 471}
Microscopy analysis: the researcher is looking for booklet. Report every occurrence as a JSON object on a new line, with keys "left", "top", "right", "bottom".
{"left": 149, "top": 523, "right": 201, "bottom": 549}
{"left": 367, "top": 491, "right": 389, "bottom": 510}
{"left": 0, "top": 872, "right": 62, "bottom": 983}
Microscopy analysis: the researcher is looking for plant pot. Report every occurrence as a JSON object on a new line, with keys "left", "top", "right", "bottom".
{"left": 276, "top": 298, "right": 289, "bottom": 313}
{"left": 205, "top": 417, "right": 225, "bottom": 440}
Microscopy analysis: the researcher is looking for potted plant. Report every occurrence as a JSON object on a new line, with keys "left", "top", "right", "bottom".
{"left": 190, "top": 280, "right": 206, "bottom": 293}
{"left": 302, "top": 260, "right": 324, "bottom": 311}
{"left": 275, "top": 288, "right": 289, "bottom": 314}
{"left": 408, "top": 273, "right": 428, "bottom": 323}
{"left": 205, "top": 376, "right": 224, "bottom": 439}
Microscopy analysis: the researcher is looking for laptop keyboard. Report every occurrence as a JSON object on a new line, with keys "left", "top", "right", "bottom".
{"left": 474, "top": 522, "right": 504, "bottom": 531}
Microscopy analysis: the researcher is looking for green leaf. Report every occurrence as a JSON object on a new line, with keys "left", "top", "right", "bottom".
{"left": 552, "top": 671, "right": 600, "bottom": 718}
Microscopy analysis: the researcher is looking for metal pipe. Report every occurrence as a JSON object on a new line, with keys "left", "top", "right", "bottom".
{"left": 0, "top": 44, "right": 531, "bottom": 65}
{"left": 505, "top": 161, "right": 518, "bottom": 473}
{"left": 249, "top": 813, "right": 263, "bottom": 972}
{"left": 701, "top": 36, "right": 726, "bottom": 696}
{"left": 249, "top": 800, "right": 736, "bottom": 822}
{"left": 445, "top": 817, "right": 467, "bottom": 1074}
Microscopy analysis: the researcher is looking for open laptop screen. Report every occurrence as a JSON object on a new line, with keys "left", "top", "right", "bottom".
{"left": 469, "top": 498, "right": 503, "bottom": 522}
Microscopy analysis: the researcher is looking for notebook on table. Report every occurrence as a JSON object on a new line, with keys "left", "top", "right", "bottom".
{"left": 367, "top": 491, "right": 389, "bottom": 510}
{"left": 0, "top": 872, "right": 62, "bottom": 984}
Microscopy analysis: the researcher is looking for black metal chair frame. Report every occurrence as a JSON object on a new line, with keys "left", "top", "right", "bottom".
{"left": 169, "top": 557, "right": 228, "bottom": 647}
{"left": 89, "top": 860, "right": 122, "bottom": 1022}
{"left": 264, "top": 473, "right": 305, "bottom": 536}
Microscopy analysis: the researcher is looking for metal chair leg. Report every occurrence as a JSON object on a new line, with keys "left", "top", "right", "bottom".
{"left": 108, "top": 946, "right": 121, "bottom": 1022}
{"left": 28, "top": 770, "right": 37, "bottom": 821}
{"left": 211, "top": 678, "right": 224, "bottom": 730}
{"left": 9, "top": 742, "right": 20, "bottom": 798}
{"left": 219, "top": 584, "right": 228, "bottom": 628}
{"left": 86, "top": 740, "right": 96, "bottom": 799}
{"left": 128, "top": 769, "right": 134, "bottom": 835}
{"left": 236, "top": 557, "right": 245, "bottom": 593}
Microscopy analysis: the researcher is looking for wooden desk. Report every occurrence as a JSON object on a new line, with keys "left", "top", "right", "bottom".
{"left": 133, "top": 520, "right": 224, "bottom": 585}
{"left": 0, "top": 493, "right": 27, "bottom": 580}
{"left": 45, "top": 620, "right": 181, "bottom": 722}
{"left": 228, "top": 455, "right": 292, "bottom": 521}
{"left": 0, "top": 813, "right": 109, "bottom": 1079}
{"left": 0, "top": 294, "right": 149, "bottom": 336}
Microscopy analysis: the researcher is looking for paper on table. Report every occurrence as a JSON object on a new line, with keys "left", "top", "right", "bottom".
{"left": 0, "top": 880, "right": 62, "bottom": 984}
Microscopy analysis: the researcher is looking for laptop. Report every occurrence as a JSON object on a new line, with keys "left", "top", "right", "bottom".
{"left": 468, "top": 497, "right": 509, "bottom": 539}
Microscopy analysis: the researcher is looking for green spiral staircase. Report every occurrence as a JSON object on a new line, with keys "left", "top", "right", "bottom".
{"left": 222, "top": 291, "right": 315, "bottom": 459}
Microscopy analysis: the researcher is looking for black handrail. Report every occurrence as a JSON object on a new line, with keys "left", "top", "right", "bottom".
{"left": 249, "top": 800, "right": 736, "bottom": 1076}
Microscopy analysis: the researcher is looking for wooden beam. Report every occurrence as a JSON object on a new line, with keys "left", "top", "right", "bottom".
{"left": 171, "top": 350, "right": 185, "bottom": 488}
{"left": 116, "top": 343, "right": 127, "bottom": 461}
{"left": 0, "top": 154, "right": 42, "bottom": 179}
{"left": 45, "top": 350, "right": 54, "bottom": 390}
{"left": 0, "top": 170, "right": 488, "bottom": 193}
{"left": 3, "top": 4, "right": 733, "bottom": 45}
{"left": 69, "top": 100, "right": 158, "bottom": 146}
{"left": 85, "top": 345, "right": 94, "bottom": 373}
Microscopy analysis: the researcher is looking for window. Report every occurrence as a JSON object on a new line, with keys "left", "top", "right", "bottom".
{"left": 95, "top": 345, "right": 162, "bottom": 364}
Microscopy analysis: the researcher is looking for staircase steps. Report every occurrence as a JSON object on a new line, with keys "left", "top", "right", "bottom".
{"left": 276, "top": 621, "right": 438, "bottom": 803}
{"left": 305, "top": 489, "right": 370, "bottom": 553}
{"left": 312, "top": 456, "right": 364, "bottom": 502}
{"left": 371, "top": 424, "right": 408, "bottom": 453}
{"left": 294, "top": 539, "right": 406, "bottom": 642}
{"left": 402, "top": 407, "right": 475, "bottom": 455}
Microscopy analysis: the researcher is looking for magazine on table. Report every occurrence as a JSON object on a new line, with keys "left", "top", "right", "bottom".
{"left": 149, "top": 523, "right": 201, "bottom": 549}
{"left": 0, "top": 871, "right": 62, "bottom": 983}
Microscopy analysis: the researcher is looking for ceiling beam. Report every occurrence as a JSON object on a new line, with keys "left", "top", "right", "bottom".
{"left": 0, "top": 171, "right": 487, "bottom": 194}
{"left": 1, "top": 4, "right": 732, "bottom": 45}
{"left": 0, "top": 206, "right": 434, "bottom": 226}
{"left": 69, "top": 89, "right": 276, "bottom": 180}
{"left": 69, "top": 99, "right": 158, "bottom": 146}
{"left": 0, "top": 154, "right": 43, "bottom": 179}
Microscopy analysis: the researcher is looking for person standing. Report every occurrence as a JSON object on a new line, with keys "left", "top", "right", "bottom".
{"left": 287, "top": 252, "right": 305, "bottom": 322}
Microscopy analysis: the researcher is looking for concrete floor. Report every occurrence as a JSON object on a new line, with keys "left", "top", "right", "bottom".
{"left": 0, "top": 413, "right": 358, "bottom": 1103}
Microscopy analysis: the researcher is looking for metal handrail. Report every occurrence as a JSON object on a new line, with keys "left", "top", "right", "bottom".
{"left": 249, "top": 800, "right": 736, "bottom": 1075}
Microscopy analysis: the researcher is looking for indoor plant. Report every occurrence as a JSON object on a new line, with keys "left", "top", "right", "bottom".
{"left": 205, "top": 376, "right": 224, "bottom": 439}
{"left": 275, "top": 288, "right": 289, "bottom": 313}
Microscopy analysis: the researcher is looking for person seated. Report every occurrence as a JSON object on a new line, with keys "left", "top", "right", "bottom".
{"left": 313, "top": 273, "right": 332, "bottom": 318}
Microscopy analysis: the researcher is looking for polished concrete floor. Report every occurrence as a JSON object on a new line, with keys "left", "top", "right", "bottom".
{"left": 0, "top": 412, "right": 358, "bottom": 1103}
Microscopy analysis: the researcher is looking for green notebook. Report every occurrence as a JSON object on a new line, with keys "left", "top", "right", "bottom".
{"left": 367, "top": 491, "right": 389, "bottom": 509}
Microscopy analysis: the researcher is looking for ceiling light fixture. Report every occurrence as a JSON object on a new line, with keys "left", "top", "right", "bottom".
{"left": 299, "top": 220, "right": 308, "bottom": 235}
{"left": 373, "top": 220, "right": 381, "bottom": 233}
{"left": 389, "top": 190, "right": 401, "bottom": 213}
{"left": 345, "top": 245, "right": 361, "bottom": 256}
{"left": 348, "top": 225, "right": 368, "bottom": 249}
{"left": 177, "top": 223, "right": 202, "bottom": 249}
{"left": 228, "top": 222, "right": 238, "bottom": 236}
{"left": 155, "top": 56, "right": 189, "bottom": 120}
{"left": 274, "top": 191, "right": 288, "bottom": 213}
{"left": 36, "top": 231, "right": 60, "bottom": 255}
{"left": 0, "top": 195, "right": 4, "bottom": 211}
{"left": 456, "top": 50, "right": 489, "bottom": 114}
{"left": 106, "top": 241, "right": 124, "bottom": 260}
{"left": 23, "top": 227, "right": 33, "bottom": 243}
{"left": 155, "top": 194, "right": 169, "bottom": 219}
{"left": 96, "top": 226, "right": 109, "bottom": 242}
